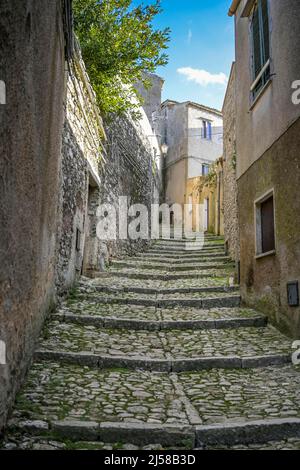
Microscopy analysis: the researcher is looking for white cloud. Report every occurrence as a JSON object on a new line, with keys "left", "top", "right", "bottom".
{"left": 187, "top": 29, "right": 192, "bottom": 45}
{"left": 177, "top": 67, "right": 228, "bottom": 87}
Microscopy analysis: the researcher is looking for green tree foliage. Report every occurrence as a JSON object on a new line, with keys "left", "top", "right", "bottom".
{"left": 73, "top": 0, "right": 170, "bottom": 117}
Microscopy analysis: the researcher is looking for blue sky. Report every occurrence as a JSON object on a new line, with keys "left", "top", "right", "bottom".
{"left": 134, "top": 0, "right": 235, "bottom": 110}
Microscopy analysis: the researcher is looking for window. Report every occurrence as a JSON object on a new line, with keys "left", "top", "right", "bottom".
{"left": 250, "top": 0, "right": 270, "bottom": 100}
{"left": 202, "top": 164, "right": 209, "bottom": 176}
{"left": 202, "top": 121, "right": 212, "bottom": 140}
{"left": 255, "top": 191, "right": 275, "bottom": 256}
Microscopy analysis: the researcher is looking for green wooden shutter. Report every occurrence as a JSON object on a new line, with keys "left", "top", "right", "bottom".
{"left": 251, "top": 5, "right": 262, "bottom": 79}
{"left": 261, "top": 0, "right": 270, "bottom": 62}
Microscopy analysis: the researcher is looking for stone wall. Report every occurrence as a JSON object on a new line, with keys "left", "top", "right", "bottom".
{"left": 85, "top": 112, "right": 159, "bottom": 268}
{"left": 55, "top": 43, "right": 105, "bottom": 294}
{"left": 0, "top": 0, "right": 66, "bottom": 431}
{"left": 57, "top": 47, "right": 160, "bottom": 280}
{"left": 222, "top": 64, "right": 240, "bottom": 263}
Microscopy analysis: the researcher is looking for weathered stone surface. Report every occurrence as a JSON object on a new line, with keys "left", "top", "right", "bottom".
{"left": 196, "top": 418, "right": 300, "bottom": 446}
{"left": 52, "top": 420, "right": 99, "bottom": 441}
{"left": 36, "top": 320, "right": 291, "bottom": 363}
{"left": 2, "top": 236, "right": 299, "bottom": 450}
{"left": 0, "top": 0, "right": 67, "bottom": 432}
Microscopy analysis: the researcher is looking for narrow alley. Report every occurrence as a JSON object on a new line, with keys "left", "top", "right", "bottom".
{"left": 2, "top": 235, "right": 300, "bottom": 450}
{"left": 1, "top": 0, "right": 300, "bottom": 458}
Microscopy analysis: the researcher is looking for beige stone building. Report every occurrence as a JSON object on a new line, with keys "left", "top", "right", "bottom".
{"left": 228, "top": 0, "right": 300, "bottom": 336}
{"left": 160, "top": 100, "right": 223, "bottom": 232}
{"left": 186, "top": 158, "right": 224, "bottom": 235}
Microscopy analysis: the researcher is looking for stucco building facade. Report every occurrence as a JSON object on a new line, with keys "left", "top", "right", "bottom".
{"left": 160, "top": 100, "right": 223, "bottom": 232}
{"left": 228, "top": 0, "right": 300, "bottom": 336}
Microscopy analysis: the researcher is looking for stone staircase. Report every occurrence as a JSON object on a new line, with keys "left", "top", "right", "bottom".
{"left": 2, "top": 235, "right": 300, "bottom": 450}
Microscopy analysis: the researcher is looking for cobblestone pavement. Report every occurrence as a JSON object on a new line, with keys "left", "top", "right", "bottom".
{"left": 2, "top": 236, "right": 300, "bottom": 450}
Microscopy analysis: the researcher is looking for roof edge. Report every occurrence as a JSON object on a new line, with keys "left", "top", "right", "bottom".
{"left": 228, "top": 0, "right": 242, "bottom": 16}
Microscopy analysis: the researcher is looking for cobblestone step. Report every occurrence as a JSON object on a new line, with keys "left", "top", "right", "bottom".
{"left": 5, "top": 363, "right": 300, "bottom": 448}
{"left": 34, "top": 350, "right": 291, "bottom": 372}
{"left": 135, "top": 255, "right": 230, "bottom": 263}
{"left": 51, "top": 312, "right": 267, "bottom": 331}
{"left": 137, "top": 251, "right": 227, "bottom": 259}
{"left": 126, "top": 256, "right": 232, "bottom": 265}
{"left": 79, "top": 280, "right": 239, "bottom": 295}
{"left": 59, "top": 302, "right": 267, "bottom": 322}
{"left": 98, "top": 271, "right": 232, "bottom": 280}
{"left": 149, "top": 241, "right": 224, "bottom": 249}
{"left": 148, "top": 246, "right": 225, "bottom": 254}
{"left": 70, "top": 293, "right": 241, "bottom": 309}
{"left": 35, "top": 321, "right": 291, "bottom": 370}
{"left": 82, "top": 274, "right": 233, "bottom": 289}
{"left": 158, "top": 236, "right": 224, "bottom": 242}
{"left": 111, "top": 261, "right": 234, "bottom": 271}
{"left": 4, "top": 235, "right": 299, "bottom": 450}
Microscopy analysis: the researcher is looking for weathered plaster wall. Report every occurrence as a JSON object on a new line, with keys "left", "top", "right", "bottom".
{"left": 238, "top": 117, "right": 300, "bottom": 337}
{"left": 161, "top": 102, "right": 188, "bottom": 206}
{"left": 0, "top": 0, "right": 65, "bottom": 430}
{"left": 187, "top": 105, "right": 223, "bottom": 178}
{"left": 162, "top": 101, "right": 223, "bottom": 208}
{"left": 222, "top": 64, "right": 240, "bottom": 261}
{"left": 234, "top": 0, "right": 300, "bottom": 178}
{"left": 135, "top": 73, "right": 164, "bottom": 130}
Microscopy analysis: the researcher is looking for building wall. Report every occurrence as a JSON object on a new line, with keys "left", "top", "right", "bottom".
{"left": 135, "top": 73, "right": 164, "bottom": 129}
{"left": 186, "top": 159, "right": 224, "bottom": 236}
{"left": 222, "top": 63, "right": 240, "bottom": 261}
{"left": 57, "top": 51, "right": 160, "bottom": 280}
{"left": 162, "top": 103, "right": 188, "bottom": 206}
{"left": 135, "top": 73, "right": 164, "bottom": 183}
{"left": 83, "top": 111, "right": 160, "bottom": 269}
{"left": 163, "top": 102, "right": 223, "bottom": 209}
{"left": 187, "top": 106, "right": 223, "bottom": 178}
{"left": 56, "top": 44, "right": 105, "bottom": 294}
{"left": 238, "top": 117, "right": 300, "bottom": 337}
{"left": 234, "top": 0, "right": 300, "bottom": 178}
{"left": 0, "top": 0, "right": 66, "bottom": 430}
{"left": 233, "top": 0, "right": 300, "bottom": 336}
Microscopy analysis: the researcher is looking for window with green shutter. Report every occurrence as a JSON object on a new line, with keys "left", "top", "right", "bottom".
{"left": 250, "top": 0, "right": 270, "bottom": 100}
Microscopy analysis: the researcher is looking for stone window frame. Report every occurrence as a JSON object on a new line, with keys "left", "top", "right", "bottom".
{"left": 254, "top": 188, "right": 276, "bottom": 259}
